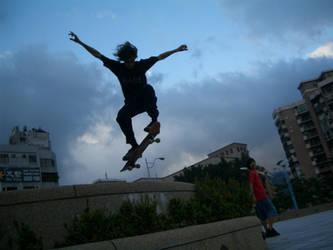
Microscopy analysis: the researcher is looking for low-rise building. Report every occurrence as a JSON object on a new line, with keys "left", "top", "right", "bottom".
{"left": 0, "top": 126, "right": 59, "bottom": 191}
{"left": 161, "top": 143, "right": 248, "bottom": 182}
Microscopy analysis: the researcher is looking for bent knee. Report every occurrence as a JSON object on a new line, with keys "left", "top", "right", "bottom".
{"left": 116, "top": 111, "right": 129, "bottom": 123}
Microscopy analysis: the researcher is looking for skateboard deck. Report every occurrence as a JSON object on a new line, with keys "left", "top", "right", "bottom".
{"left": 121, "top": 122, "right": 161, "bottom": 172}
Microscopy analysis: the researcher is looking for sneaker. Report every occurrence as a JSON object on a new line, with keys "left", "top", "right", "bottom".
{"left": 271, "top": 228, "right": 280, "bottom": 236}
{"left": 265, "top": 230, "right": 273, "bottom": 238}
{"left": 144, "top": 121, "right": 156, "bottom": 132}
{"left": 266, "top": 228, "right": 280, "bottom": 238}
{"left": 122, "top": 145, "right": 138, "bottom": 161}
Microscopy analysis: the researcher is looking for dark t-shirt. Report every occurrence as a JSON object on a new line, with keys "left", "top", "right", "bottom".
{"left": 101, "top": 55, "right": 158, "bottom": 100}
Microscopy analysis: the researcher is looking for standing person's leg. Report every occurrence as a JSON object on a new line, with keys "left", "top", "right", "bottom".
{"left": 142, "top": 84, "right": 159, "bottom": 132}
{"left": 262, "top": 220, "right": 268, "bottom": 232}
{"left": 268, "top": 217, "right": 274, "bottom": 231}
{"left": 265, "top": 198, "right": 279, "bottom": 236}
{"left": 259, "top": 198, "right": 279, "bottom": 237}
{"left": 256, "top": 201, "right": 269, "bottom": 236}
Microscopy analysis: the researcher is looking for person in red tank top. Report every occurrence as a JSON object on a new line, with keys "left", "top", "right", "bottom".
{"left": 248, "top": 158, "right": 280, "bottom": 238}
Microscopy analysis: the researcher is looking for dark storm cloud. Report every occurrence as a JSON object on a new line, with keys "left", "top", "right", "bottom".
{"left": 0, "top": 45, "right": 121, "bottom": 182}
{"left": 157, "top": 57, "right": 333, "bottom": 165}
{"left": 220, "top": 0, "right": 333, "bottom": 40}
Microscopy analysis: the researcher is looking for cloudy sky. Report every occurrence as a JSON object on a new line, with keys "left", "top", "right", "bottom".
{"left": 1, "top": 0, "right": 333, "bottom": 185}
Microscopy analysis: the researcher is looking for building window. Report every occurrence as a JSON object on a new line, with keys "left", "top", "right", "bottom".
{"left": 42, "top": 173, "right": 59, "bottom": 182}
{"left": 7, "top": 187, "right": 18, "bottom": 191}
{"left": 40, "top": 159, "right": 55, "bottom": 168}
{"left": 11, "top": 154, "right": 16, "bottom": 159}
{"left": 0, "top": 154, "right": 9, "bottom": 164}
{"left": 29, "top": 155, "right": 37, "bottom": 164}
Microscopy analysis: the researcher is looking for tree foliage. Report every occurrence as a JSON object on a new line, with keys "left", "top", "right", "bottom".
{"left": 272, "top": 176, "right": 333, "bottom": 212}
{"left": 174, "top": 155, "right": 250, "bottom": 184}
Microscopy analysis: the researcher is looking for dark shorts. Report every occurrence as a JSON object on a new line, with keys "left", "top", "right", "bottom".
{"left": 256, "top": 198, "right": 277, "bottom": 221}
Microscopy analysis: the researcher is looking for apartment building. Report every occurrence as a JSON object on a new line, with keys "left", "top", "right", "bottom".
{"left": 0, "top": 126, "right": 59, "bottom": 191}
{"left": 273, "top": 69, "right": 333, "bottom": 179}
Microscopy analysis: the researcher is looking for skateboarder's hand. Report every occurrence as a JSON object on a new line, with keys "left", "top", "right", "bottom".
{"left": 68, "top": 31, "right": 80, "bottom": 43}
{"left": 177, "top": 45, "right": 188, "bottom": 52}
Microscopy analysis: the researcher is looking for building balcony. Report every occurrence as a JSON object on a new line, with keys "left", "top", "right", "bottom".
{"left": 315, "top": 160, "right": 329, "bottom": 167}
{"left": 307, "top": 143, "right": 322, "bottom": 149}
{"left": 297, "top": 118, "right": 312, "bottom": 124}
{"left": 302, "top": 126, "right": 316, "bottom": 132}
{"left": 323, "top": 92, "right": 333, "bottom": 101}
{"left": 295, "top": 109, "right": 309, "bottom": 115}
{"left": 303, "top": 134, "right": 319, "bottom": 141}
{"left": 318, "top": 167, "right": 332, "bottom": 175}
{"left": 312, "top": 151, "right": 325, "bottom": 157}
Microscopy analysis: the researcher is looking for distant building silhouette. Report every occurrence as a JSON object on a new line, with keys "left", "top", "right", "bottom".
{"left": 0, "top": 126, "right": 59, "bottom": 191}
{"left": 160, "top": 142, "right": 248, "bottom": 182}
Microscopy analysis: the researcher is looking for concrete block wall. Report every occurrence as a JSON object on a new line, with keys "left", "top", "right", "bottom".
{"left": 55, "top": 216, "right": 267, "bottom": 250}
{"left": 0, "top": 181, "right": 195, "bottom": 250}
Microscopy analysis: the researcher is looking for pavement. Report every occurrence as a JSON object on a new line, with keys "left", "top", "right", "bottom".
{"left": 266, "top": 210, "right": 333, "bottom": 250}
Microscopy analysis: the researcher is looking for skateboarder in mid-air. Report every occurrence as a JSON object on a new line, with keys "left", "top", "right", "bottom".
{"left": 69, "top": 32, "right": 187, "bottom": 160}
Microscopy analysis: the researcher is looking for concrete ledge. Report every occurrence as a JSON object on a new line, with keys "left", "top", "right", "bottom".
{"left": 55, "top": 216, "right": 267, "bottom": 250}
{"left": 0, "top": 181, "right": 194, "bottom": 207}
{"left": 0, "top": 185, "right": 76, "bottom": 206}
{"left": 75, "top": 181, "right": 195, "bottom": 197}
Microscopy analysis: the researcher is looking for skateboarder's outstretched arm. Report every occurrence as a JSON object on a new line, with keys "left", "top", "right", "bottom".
{"left": 69, "top": 31, "right": 103, "bottom": 59}
{"left": 157, "top": 45, "right": 188, "bottom": 61}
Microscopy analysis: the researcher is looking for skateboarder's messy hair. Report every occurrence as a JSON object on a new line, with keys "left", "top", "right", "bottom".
{"left": 114, "top": 41, "right": 137, "bottom": 62}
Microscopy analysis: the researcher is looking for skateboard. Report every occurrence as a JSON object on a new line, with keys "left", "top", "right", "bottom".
{"left": 120, "top": 122, "right": 161, "bottom": 172}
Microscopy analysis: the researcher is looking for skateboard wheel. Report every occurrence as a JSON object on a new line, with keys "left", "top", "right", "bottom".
{"left": 135, "top": 164, "right": 141, "bottom": 168}
{"left": 155, "top": 138, "right": 161, "bottom": 143}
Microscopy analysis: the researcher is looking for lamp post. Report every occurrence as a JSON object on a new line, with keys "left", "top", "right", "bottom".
{"left": 276, "top": 160, "right": 299, "bottom": 210}
{"left": 145, "top": 157, "right": 165, "bottom": 178}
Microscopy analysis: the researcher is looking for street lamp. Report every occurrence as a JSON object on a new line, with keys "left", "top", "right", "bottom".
{"left": 145, "top": 157, "right": 165, "bottom": 178}
{"left": 276, "top": 160, "right": 299, "bottom": 210}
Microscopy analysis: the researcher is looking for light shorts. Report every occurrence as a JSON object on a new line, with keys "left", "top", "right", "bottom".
{"left": 256, "top": 198, "right": 278, "bottom": 221}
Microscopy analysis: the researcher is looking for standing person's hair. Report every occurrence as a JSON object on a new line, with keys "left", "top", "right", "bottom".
{"left": 114, "top": 41, "right": 137, "bottom": 62}
{"left": 247, "top": 157, "right": 256, "bottom": 169}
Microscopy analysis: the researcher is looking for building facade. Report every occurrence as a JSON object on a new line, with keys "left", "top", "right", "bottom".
{"left": 0, "top": 126, "right": 59, "bottom": 191}
{"left": 161, "top": 143, "right": 248, "bottom": 182}
{"left": 273, "top": 69, "right": 333, "bottom": 179}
